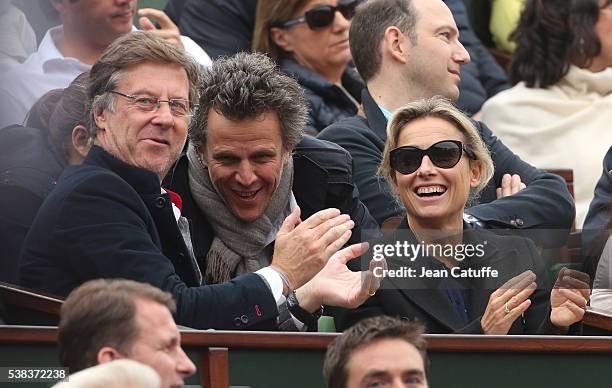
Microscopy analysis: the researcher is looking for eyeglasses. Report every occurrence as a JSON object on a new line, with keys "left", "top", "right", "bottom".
{"left": 390, "top": 140, "right": 476, "bottom": 175}
{"left": 274, "top": 0, "right": 361, "bottom": 30}
{"left": 110, "top": 91, "right": 196, "bottom": 117}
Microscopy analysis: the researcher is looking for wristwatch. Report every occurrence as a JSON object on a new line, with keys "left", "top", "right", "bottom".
{"left": 287, "top": 290, "right": 323, "bottom": 328}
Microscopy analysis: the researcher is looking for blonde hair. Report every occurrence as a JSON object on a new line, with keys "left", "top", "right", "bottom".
{"left": 379, "top": 97, "right": 494, "bottom": 200}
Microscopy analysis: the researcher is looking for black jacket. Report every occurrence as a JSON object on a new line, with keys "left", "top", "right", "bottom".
{"left": 318, "top": 89, "right": 575, "bottom": 246}
{"left": 0, "top": 125, "right": 65, "bottom": 284}
{"left": 19, "top": 146, "right": 279, "bottom": 330}
{"left": 279, "top": 58, "right": 362, "bottom": 135}
{"left": 170, "top": 0, "right": 257, "bottom": 58}
{"left": 443, "top": 0, "right": 510, "bottom": 115}
{"left": 336, "top": 218, "right": 561, "bottom": 334}
{"left": 165, "top": 136, "right": 380, "bottom": 267}
{"left": 582, "top": 146, "right": 612, "bottom": 275}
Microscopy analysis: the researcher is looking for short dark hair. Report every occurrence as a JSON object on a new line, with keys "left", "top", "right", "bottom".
{"left": 349, "top": 0, "right": 418, "bottom": 82}
{"left": 58, "top": 279, "right": 176, "bottom": 373}
{"left": 510, "top": 0, "right": 612, "bottom": 87}
{"left": 87, "top": 31, "right": 201, "bottom": 137}
{"left": 188, "top": 52, "right": 306, "bottom": 153}
{"left": 323, "top": 316, "right": 427, "bottom": 388}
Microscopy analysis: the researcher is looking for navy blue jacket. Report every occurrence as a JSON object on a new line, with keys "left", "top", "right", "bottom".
{"left": 19, "top": 146, "right": 279, "bottom": 330}
{"left": 279, "top": 58, "right": 362, "bottom": 135}
{"left": 337, "top": 218, "right": 562, "bottom": 335}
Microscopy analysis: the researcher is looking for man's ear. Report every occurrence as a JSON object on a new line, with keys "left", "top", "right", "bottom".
{"left": 96, "top": 347, "right": 124, "bottom": 365}
{"left": 383, "top": 26, "right": 409, "bottom": 64}
{"left": 93, "top": 107, "right": 107, "bottom": 132}
{"left": 283, "top": 146, "right": 295, "bottom": 164}
{"left": 72, "top": 125, "right": 91, "bottom": 157}
{"left": 270, "top": 27, "right": 293, "bottom": 53}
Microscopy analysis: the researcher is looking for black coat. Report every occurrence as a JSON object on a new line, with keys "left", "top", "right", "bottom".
{"left": 279, "top": 58, "right": 362, "bottom": 135}
{"left": 165, "top": 136, "right": 380, "bottom": 267}
{"left": 19, "top": 146, "right": 279, "bottom": 330}
{"left": 318, "top": 89, "right": 575, "bottom": 247}
{"left": 0, "top": 125, "right": 65, "bottom": 284}
{"left": 336, "top": 218, "right": 561, "bottom": 334}
{"left": 582, "top": 146, "right": 612, "bottom": 275}
{"left": 443, "top": 0, "right": 510, "bottom": 115}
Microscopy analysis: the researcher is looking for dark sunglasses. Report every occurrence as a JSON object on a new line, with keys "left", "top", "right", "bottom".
{"left": 390, "top": 140, "right": 476, "bottom": 175}
{"left": 274, "top": 0, "right": 361, "bottom": 30}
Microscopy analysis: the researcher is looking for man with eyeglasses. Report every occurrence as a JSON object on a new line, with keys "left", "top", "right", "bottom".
{"left": 318, "top": 0, "right": 574, "bottom": 241}
{"left": 0, "top": 0, "right": 211, "bottom": 129}
{"left": 20, "top": 32, "right": 378, "bottom": 330}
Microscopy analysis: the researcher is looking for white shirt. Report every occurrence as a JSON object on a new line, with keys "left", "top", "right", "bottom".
{"left": 0, "top": 3, "right": 37, "bottom": 66}
{"left": 0, "top": 25, "right": 212, "bottom": 129}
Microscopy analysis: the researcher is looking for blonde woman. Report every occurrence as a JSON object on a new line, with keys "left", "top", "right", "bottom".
{"left": 338, "top": 97, "right": 590, "bottom": 335}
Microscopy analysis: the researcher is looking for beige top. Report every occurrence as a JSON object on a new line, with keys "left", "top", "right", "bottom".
{"left": 481, "top": 66, "right": 612, "bottom": 227}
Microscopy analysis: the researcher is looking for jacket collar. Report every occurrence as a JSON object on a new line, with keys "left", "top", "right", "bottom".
{"left": 361, "top": 88, "right": 389, "bottom": 143}
{"left": 279, "top": 57, "right": 363, "bottom": 102}
{"left": 84, "top": 145, "right": 161, "bottom": 194}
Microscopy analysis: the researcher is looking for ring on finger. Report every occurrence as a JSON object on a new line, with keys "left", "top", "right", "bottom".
{"left": 504, "top": 302, "right": 510, "bottom": 314}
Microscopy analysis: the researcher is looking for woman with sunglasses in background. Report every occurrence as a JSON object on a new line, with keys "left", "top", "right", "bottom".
{"left": 253, "top": 0, "right": 363, "bottom": 135}
{"left": 336, "top": 97, "right": 590, "bottom": 335}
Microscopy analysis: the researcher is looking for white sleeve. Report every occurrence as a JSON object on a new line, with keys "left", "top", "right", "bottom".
{"left": 179, "top": 36, "right": 212, "bottom": 68}
{"left": 255, "top": 266, "right": 284, "bottom": 304}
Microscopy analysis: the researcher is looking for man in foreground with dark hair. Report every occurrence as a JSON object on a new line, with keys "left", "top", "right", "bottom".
{"left": 58, "top": 279, "right": 195, "bottom": 388}
{"left": 323, "top": 316, "right": 428, "bottom": 388}
{"left": 318, "top": 0, "right": 574, "bottom": 239}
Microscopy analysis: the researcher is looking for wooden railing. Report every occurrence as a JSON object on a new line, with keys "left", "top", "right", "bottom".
{"left": 3, "top": 323, "right": 612, "bottom": 388}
